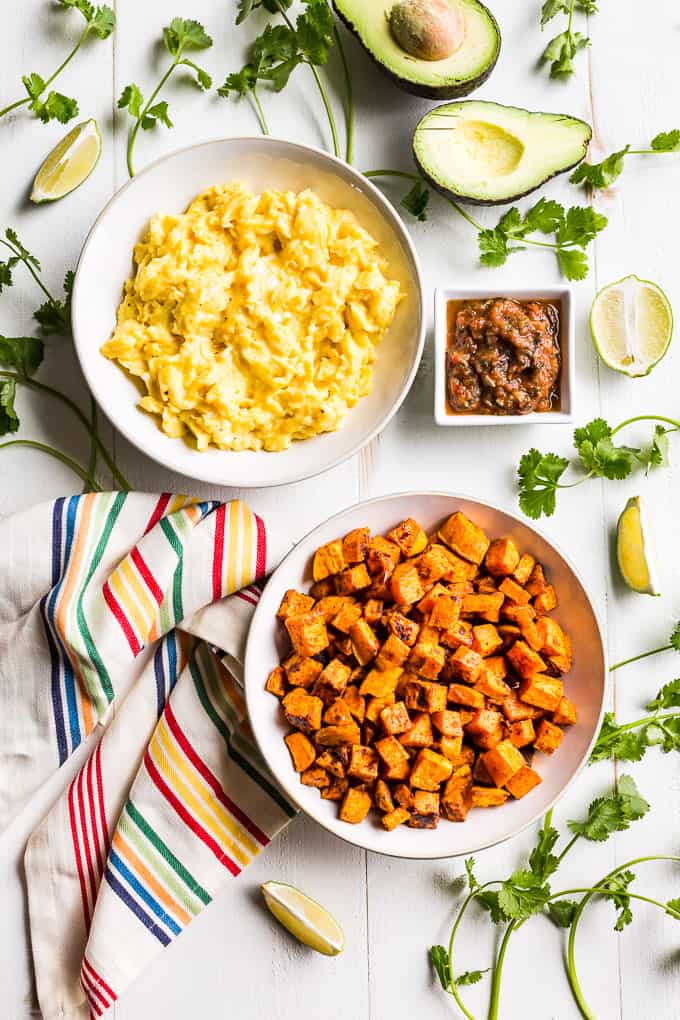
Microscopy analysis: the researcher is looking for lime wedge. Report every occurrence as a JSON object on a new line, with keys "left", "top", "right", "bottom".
{"left": 30, "top": 119, "right": 102, "bottom": 203}
{"left": 616, "top": 496, "right": 660, "bottom": 595}
{"left": 261, "top": 881, "right": 344, "bottom": 956}
{"left": 590, "top": 275, "right": 673, "bottom": 377}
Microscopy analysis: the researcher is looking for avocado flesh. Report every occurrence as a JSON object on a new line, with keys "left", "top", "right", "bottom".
{"left": 413, "top": 101, "right": 592, "bottom": 205}
{"left": 333, "top": 0, "right": 500, "bottom": 99}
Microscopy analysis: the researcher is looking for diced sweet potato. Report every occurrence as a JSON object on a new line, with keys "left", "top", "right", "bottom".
{"left": 323, "top": 699, "right": 354, "bottom": 726}
{"left": 430, "top": 709, "right": 463, "bottom": 737}
{"left": 499, "top": 577, "right": 531, "bottom": 606}
{"left": 502, "top": 693, "right": 543, "bottom": 723}
{"left": 399, "top": 711, "right": 434, "bottom": 748}
{"left": 374, "top": 778, "right": 395, "bottom": 813}
{"left": 316, "top": 746, "right": 351, "bottom": 778}
{"left": 476, "top": 576, "right": 499, "bottom": 594}
{"left": 362, "top": 721, "right": 377, "bottom": 746}
{"left": 387, "top": 517, "right": 429, "bottom": 557}
{"left": 552, "top": 696, "right": 577, "bottom": 726}
{"left": 315, "top": 659, "right": 351, "bottom": 699}
{"left": 335, "top": 563, "right": 372, "bottom": 595}
{"left": 375, "top": 733, "right": 410, "bottom": 768}
{"left": 518, "top": 674, "right": 563, "bottom": 712}
{"left": 310, "top": 578, "right": 335, "bottom": 599}
{"left": 313, "top": 540, "right": 346, "bottom": 581}
{"left": 265, "top": 666, "right": 287, "bottom": 698}
{"left": 314, "top": 595, "right": 351, "bottom": 623}
{"left": 475, "top": 662, "right": 511, "bottom": 704}
{"left": 285, "top": 612, "right": 329, "bottom": 658}
{"left": 534, "top": 585, "right": 558, "bottom": 616}
{"left": 438, "top": 512, "right": 490, "bottom": 565}
{"left": 408, "top": 641, "right": 446, "bottom": 680}
{"left": 282, "top": 689, "right": 323, "bottom": 732}
{"left": 471, "top": 786, "right": 509, "bottom": 808}
{"left": 515, "top": 606, "right": 542, "bottom": 651}
{"left": 321, "top": 776, "right": 349, "bottom": 801}
{"left": 315, "top": 722, "right": 361, "bottom": 747}
{"left": 441, "top": 620, "right": 473, "bottom": 650}
{"left": 505, "top": 765, "right": 542, "bottom": 799}
{"left": 536, "top": 617, "right": 569, "bottom": 657}
{"left": 359, "top": 667, "right": 403, "bottom": 699}
{"left": 390, "top": 562, "right": 426, "bottom": 605}
{"left": 410, "top": 748, "right": 454, "bottom": 791}
{"left": 506, "top": 640, "right": 547, "bottom": 679}
{"left": 448, "top": 645, "right": 483, "bottom": 684}
{"left": 437, "top": 735, "right": 465, "bottom": 762}
{"left": 485, "top": 538, "right": 520, "bottom": 577}
{"left": 481, "top": 740, "right": 526, "bottom": 787}
{"left": 508, "top": 719, "right": 536, "bottom": 748}
{"left": 428, "top": 595, "right": 461, "bottom": 631}
{"left": 277, "top": 589, "right": 315, "bottom": 620}
{"left": 441, "top": 766, "right": 473, "bottom": 821}
{"left": 386, "top": 611, "right": 420, "bottom": 647}
{"left": 300, "top": 765, "right": 331, "bottom": 788}
{"left": 367, "top": 536, "right": 401, "bottom": 582}
{"left": 465, "top": 708, "right": 503, "bottom": 750}
{"left": 393, "top": 783, "right": 414, "bottom": 810}
{"left": 417, "top": 583, "right": 450, "bottom": 616}
{"left": 501, "top": 601, "right": 536, "bottom": 625}
{"left": 381, "top": 806, "right": 411, "bottom": 831}
{"left": 416, "top": 545, "right": 452, "bottom": 584}
{"left": 339, "top": 787, "right": 372, "bottom": 824}
{"left": 525, "top": 563, "right": 548, "bottom": 597}
{"left": 363, "top": 598, "right": 384, "bottom": 625}
{"left": 343, "top": 684, "right": 366, "bottom": 723}
{"left": 534, "top": 718, "right": 564, "bottom": 755}
{"left": 284, "top": 654, "right": 324, "bottom": 689}
{"left": 513, "top": 553, "right": 535, "bottom": 586}
{"left": 284, "top": 731, "right": 317, "bottom": 772}
{"left": 376, "top": 633, "right": 411, "bottom": 670}
{"left": 448, "top": 683, "right": 485, "bottom": 710}
{"left": 348, "top": 745, "right": 379, "bottom": 782}
{"left": 342, "top": 527, "right": 370, "bottom": 564}
{"left": 404, "top": 678, "right": 447, "bottom": 713}
{"left": 365, "top": 695, "right": 395, "bottom": 724}
{"left": 380, "top": 701, "right": 411, "bottom": 735}
{"left": 331, "top": 601, "right": 363, "bottom": 634}
{"left": 472, "top": 624, "right": 503, "bottom": 658}
{"left": 472, "top": 754, "right": 494, "bottom": 785}
{"left": 409, "top": 790, "right": 440, "bottom": 828}
{"left": 462, "top": 593, "right": 505, "bottom": 623}
{"left": 349, "top": 619, "right": 380, "bottom": 665}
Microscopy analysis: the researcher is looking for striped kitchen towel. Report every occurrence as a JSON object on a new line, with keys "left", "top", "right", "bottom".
{"left": 0, "top": 493, "right": 297, "bottom": 1020}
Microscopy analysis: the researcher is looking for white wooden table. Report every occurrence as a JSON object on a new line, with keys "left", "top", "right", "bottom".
{"left": 2, "top": 2, "right": 680, "bottom": 1017}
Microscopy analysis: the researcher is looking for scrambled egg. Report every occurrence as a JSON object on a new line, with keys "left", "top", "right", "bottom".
{"left": 101, "top": 182, "right": 403, "bottom": 452}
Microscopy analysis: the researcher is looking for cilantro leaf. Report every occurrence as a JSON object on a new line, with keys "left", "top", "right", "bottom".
{"left": 180, "top": 61, "right": 212, "bottom": 90}
{"left": 141, "top": 101, "right": 173, "bottom": 130}
{"left": 602, "top": 869, "right": 635, "bottom": 931}
{"left": 651, "top": 129, "right": 680, "bottom": 152}
{"left": 22, "top": 73, "right": 46, "bottom": 101}
{"left": 666, "top": 897, "right": 680, "bottom": 918}
{"left": 568, "top": 775, "right": 649, "bottom": 841}
{"left": 476, "top": 889, "right": 505, "bottom": 924}
{"left": 517, "top": 449, "right": 569, "bottom": 519}
{"left": 522, "top": 197, "right": 565, "bottom": 234}
{"left": 557, "top": 206, "right": 608, "bottom": 248}
{"left": 34, "top": 270, "right": 74, "bottom": 337}
{"left": 429, "top": 945, "right": 451, "bottom": 991}
{"left": 647, "top": 678, "right": 680, "bottom": 712}
{"left": 219, "top": 66, "right": 258, "bottom": 98}
{"left": 636, "top": 425, "right": 672, "bottom": 473}
{"left": 574, "top": 418, "right": 637, "bottom": 479}
{"left": 0, "top": 380, "right": 19, "bottom": 436}
{"left": 456, "top": 968, "right": 491, "bottom": 986}
{"left": 590, "top": 712, "right": 648, "bottom": 763}
{"left": 498, "top": 870, "right": 552, "bottom": 922}
{"left": 163, "top": 18, "right": 212, "bottom": 57}
{"left": 296, "top": 0, "right": 334, "bottom": 65}
{"left": 575, "top": 0, "right": 598, "bottom": 11}
{"left": 557, "top": 246, "right": 590, "bottom": 281}
{"left": 570, "top": 147, "right": 630, "bottom": 190}
{"left": 478, "top": 227, "right": 515, "bottom": 267}
{"left": 529, "top": 821, "right": 560, "bottom": 883}
{"left": 465, "top": 856, "right": 479, "bottom": 892}
{"left": 91, "top": 5, "right": 116, "bottom": 39}
{"left": 236, "top": 0, "right": 292, "bottom": 23}
{"left": 401, "top": 181, "right": 430, "bottom": 222}
{"left": 31, "top": 91, "right": 79, "bottom": 124}
{"left": 541, "top": 0, "right": 570, "bottom": 26}
{"left": 118, "top": 83, "right": 144, "bottom": 119}
{"left": 548, "top": 899, "right": 578, "bottom": 928}
{"left": 0, "top": 336, "right": 44, "bottom": 377}
{"left": 671, "top": 624, "right": 680, "bottom": 653}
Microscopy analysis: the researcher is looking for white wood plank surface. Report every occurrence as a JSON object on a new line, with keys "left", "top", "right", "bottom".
{"left": 1, "top": 1, "right": 679, "bottom": 1018}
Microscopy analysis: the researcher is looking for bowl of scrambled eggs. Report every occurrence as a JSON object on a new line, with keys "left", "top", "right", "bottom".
{"left": 72, "top": 137, "right": 424, "bottom": 486}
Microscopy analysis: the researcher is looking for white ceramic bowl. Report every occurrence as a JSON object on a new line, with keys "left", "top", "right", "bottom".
{"left": 245, "top": 492, "right": 606, "bottom": 860}
{"left": 434, "top": 286, "right": 574, "bottom": 426}
{"left": 71, "top": 137, "right": 425, "bottom": 487}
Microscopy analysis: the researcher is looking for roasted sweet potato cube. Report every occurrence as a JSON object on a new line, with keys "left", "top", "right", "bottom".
{"left": 265, "top": 666, "right": 287, "bottom": 698}
{"left": 471, "top": 786, "right": 510, "bottom": 808}
{"left": 534, "top": 718, "right": 564, "bottom": 755}
{"left": 448, "top": 683, "right": 485, "bottom": 710}
{"left": 502, "top": 692, "right": 543, "bottom": 723}
{"left": 382, "top": 759, "right": 411, "bottom": 782}
{"left": 462, "top": 592, "right": 505, "bottom": 623}
{"left": 315, "top": 746, "right": 351, "bottom": 778}
{"left": 534, "top": 585, "right": 558, "bottom": 616}
{"left": 367, "top": 536, "right": 401, "bottom": 581}
{"left": 410, "top": 748, "right": 454, "bottom": 791}
{"left": 362, "top": 721, "right": 377, "bottom": 746}
{"left": 339, "top": 787, "right": 372, "bottom": 824}
{"left": 376, "top": 634, "right": 411, "bottom": 670}
{"left": 277, "top": 589, "right": 315, "bottom": 620}
{"left": 282, "top": 689, "right": 323, "bottom": 732}
{"left": 380, "top": 700, "right": 411, "bottom": 735}
{"left": 321, "top": 776, "right": 349, "bottom": 801}
{"left": 335, "top": 635, "right": 353, "bottom": 657}
{"left": 335, "top": 563, "right": 372, "bottom": 596}
{"left": 501, "top": 601, "right": 536, "bottom": 625}
{"left": 441, "top": 620, "right": 473, "bottom": 650}
{"left": 416, "top": 545, "right": 452, "bottom": 584}
{"left": 313, "top": 540, "right": 346, "bottom": 581}
{"left": 485, "top": 537, "right": 520, "bottom": 577}
{"left": 505, "top": 765, "right": 542, "bottom": 799}
{"left": 448, "top": 645, "right": 483, "bottom": 684}
{"left": 476, "top": 576, "right": 499, "bottom": 594}
{"left": 507, "top": 640, "right": 547, "bottom": 679}
{"left": 475, "top": 661, "right": 511, "bottom": 704}
{"left": 315, "top": 722, "right": 361, "bottom": 747}
{"left": 350, "top": 619, "right": 380, "bottom": 665}
{"left": 315, "top": 659, "right": 351, "bottom": 697}
{"left": 459, "top": 709, "right": 475, "bottom": 726}
{"left": 431, "top": 709, "right": 463, "bottom": 737}
{"left": 386, "top": 611, "right": 420, "bottom": 647}
{"left": 323, "top": 699, "right": 354, "bottom": 726}
{"left": 365, "top": 694, "right": 395, "bottom": 724}
{"left": 393, "top": 783, "right": 414, "bottom": 810}
{"left": 404, "top": 678, "right": 446, "bottom": 713}
{"left": 547, "top": 641, "right": 573, "bottom": 675}
{"left": 498, "top": 624, "right": 521, "bottom": 649}
{"left": 513, "top": 553, "right": 536, "bottom": 586}
{"left": 348, "top": 745, "right": 379, "bottom": 782}
{"left": 441, "top": 549, "right": 479, "bottom": 582}
{"left": 342, "top": 527, "right": 370, "bottom": 564}
{"left": 515, "top": 607, "right": 542, "bottom": 651}
{"left": 518, "top": 674, "right": 563, "bottom": 712}
{"left": 363, "top": 598, "right": 384, "bottom": 625}
{"left": 408, "top": 641, "right": 446, "bottom": 680}
{"left": 437, "top": 735, "right": 465, "bottom": 762}
{"left": 428, "top": 595, "right": 461, "bottom": 631}
{"left": 283, "top": 654, "right": 324, "bottom": 689}
{"left": 314, "top": 595, "right": 350, "bottom": 623}
{"left": 359, "top": 667, "right": 402, "bottom": 699}
{"left": 481, "top": 740, "right": 525, "bottom": 787}
{"left": 375, "top": 734, "right": 410, "bottom": 768}
{"left": 472, "top": 754, "right": 494, "bottom": 785}
{"left": 310, "top": 578, "right": 335, "bottom": 599}
{"left": 417, "top": 583, "right": 450, "bottom": 616}
{"left": 499, "top": 577, "right": 531, "bottom": 606}
{"left": 508, "top": 719, "right": 536, "bottom": 748}
{"left": 387, "top": 517, "right": 429, "bottom": 557}
{"left": 374, "top": 778, "right": 395, "bottom": 813}
{"left": 381, "top": 806, "right": 411, "bottom": 831}
{"left": 552, "top": 696, "right": 577, "bottom": 726}
{"left": 300, "top": 765, "right": 331, "bottom": 788}
{"left": 472, "top": 624, "right": 503, "bottom": 658}
{"left": 285, "top": 611, "right": 329, "bottom": 658}
{"left": 441, "top": 766, "right": 473, "bottom": 821}
{"left": 343, "top": 684, "right": 366, "bottom": 722}
{"left": 465, "top": 708, "right": 504, "bottom": 750}
{"left": 525, "top": 563, "right": 548, "bottom": 597}
{"left": 438, "top": 512, "right": 490, "bottom": 565}
{"left": 331, "top": 601, "right": 363, "bottom": 633}
{"left": 399, "top": 711, "right": 434, "bottom": 748}
{"left": 284, "top": 731, "right": 317, "bottom": 772}
{"left": 536, "top": 617, "right": 569, "bottom": 657}
{"left": 390, "top": 562, "right": 426, "bottom": 606}
{"left": 409, "top": 790, "right": 440, "bottom": 828}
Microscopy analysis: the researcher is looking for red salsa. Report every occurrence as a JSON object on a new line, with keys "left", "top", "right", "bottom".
{"left": 446, "top": 297, "right": 561, "bottom": 415}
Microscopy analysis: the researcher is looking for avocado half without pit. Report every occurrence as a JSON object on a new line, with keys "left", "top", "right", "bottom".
{"left": 333, "top": 0, "right": 501, "bottom": 100}
{"left": 413, "top": 101, "right": 593, "bottom": 205}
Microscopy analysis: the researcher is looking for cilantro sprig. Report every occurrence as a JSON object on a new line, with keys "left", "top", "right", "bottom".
{"left": 0, "top": 229, "right": 73, "bottom": 336}
{"left": 571, "top": 129, "right": 680, "bottom": 189}
{"left": 540, "top": 0, "right": 598, "bottom": 80}
{"left": 517, "top": 415, "right": 680, "bottom": 519}
{"left": 119, "top": 18, "right": 213, "bottom": 177}
{"left": 591, "top": 678, "right": 680, "bottom": 763}
{"left": 0, "top": 1, "right": 115, "bottom": 124}
{"left": 610, "top": 621, "right": 680, "bottom": 672}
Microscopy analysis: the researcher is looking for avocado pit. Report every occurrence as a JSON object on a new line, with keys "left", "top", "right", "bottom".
{"left": 388, "top": 0, "right": 466, "bottom": 62}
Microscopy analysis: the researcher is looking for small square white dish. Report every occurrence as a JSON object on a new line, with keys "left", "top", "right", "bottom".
{"left": 434, "top": 286, "right": 574, "bottom": 426}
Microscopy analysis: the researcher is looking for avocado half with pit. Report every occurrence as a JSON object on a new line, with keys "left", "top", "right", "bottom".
{"left": 333, "top": 0, "right": 501, "bottom": 100}
{"left": 413, "top": 100, "right": 592, "bottom": 205}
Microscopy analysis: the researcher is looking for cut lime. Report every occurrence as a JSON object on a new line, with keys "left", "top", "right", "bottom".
{"left": 261, "top": 881, "right": 344, "bottom": 956}
{"left": 616, "top": 495, "right": 660, "bottom": 595}
{"left": 590, "top": 275, "right": 673, "bottom": 377}
{"left": 30, "top": 119, "right": 102, "bottom": 203}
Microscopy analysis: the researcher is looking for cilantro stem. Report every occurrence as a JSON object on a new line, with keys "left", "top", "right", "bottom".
{"left": 446, "top": 881, "right": 500, "bottom": 1020}
{"left": 0, "top": 440, "right": 102, "bottom": 490}
{"left": 487, "top": 921, "right": 516, "bottom": 1020}
{"left": 333, "top": 25, "right": 354, "bottom": 163}
{"left": 363, "top": 169, "right": 421, "bottom": 183}
{"left": 0, "top": 237, "right": 55, "bottom": 306}
{"left": 0, "top": 23, "right": 91, "bottom": 120}
{"left": 0, "top": 97, "right": 31, "bottom": 119}
{"left": 86, "top": 395, "right": 98, "bottom": 494}
{"left": 250, "top": 88, "right": 270, "bottom": 135}
{"left": 610, "top": 645, "right": 673, "bottom": 670}
{"left": 126, "top": 59, "right": 179, "bottom": 178}
{"left": 611, "top": 414, "right": 680, "bottom": 436}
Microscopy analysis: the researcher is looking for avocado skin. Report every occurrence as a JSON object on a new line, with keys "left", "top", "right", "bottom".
{"left": 413, "top": 106, "right": 592, "bottom": 206}
{"left": 332, "top": 0, "right": 501, "bottom": 100}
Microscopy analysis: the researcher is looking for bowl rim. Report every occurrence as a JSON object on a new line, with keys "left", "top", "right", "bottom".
{"left": 433, "top": 285, "right": 575, "bottom": 427}
{"left": 244, "top": 489, "right": 608, "bottom": 860}
{"left": 71, "top": 135, "right": 426, "bottom": 488}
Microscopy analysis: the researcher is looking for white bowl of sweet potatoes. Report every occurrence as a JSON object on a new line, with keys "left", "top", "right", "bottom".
{"left": 244, "top": 493, "right": 606, "bottom": 859}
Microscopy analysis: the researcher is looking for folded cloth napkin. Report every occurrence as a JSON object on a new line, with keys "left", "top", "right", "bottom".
{"left": 0, "top": 493, "right": 298, "bottom": 1020}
